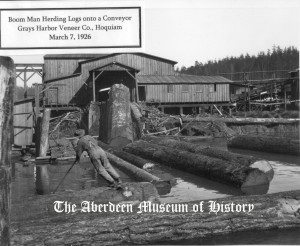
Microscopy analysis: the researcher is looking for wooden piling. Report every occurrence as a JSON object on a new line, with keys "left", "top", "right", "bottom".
{"left": 38, "top": 108, "right": 51, "bottom": 157}
{"left": 107, "top": 84, "right": 133, "bottom": 148}
{"left": 0, "top": 56, "right": 15, "bottom": 245}
{"left": 35, "top": 164, "right": 50, "bottom": 195}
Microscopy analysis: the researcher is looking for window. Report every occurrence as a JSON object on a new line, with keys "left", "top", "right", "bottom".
{"left": 196, "top": 84, "right": 203, "bottom": 93}
{"left": 167, "top": 84, "right": 174, "bottom": 93}
{"left": 182, "top": 84, "right": 189, "bottom": 92}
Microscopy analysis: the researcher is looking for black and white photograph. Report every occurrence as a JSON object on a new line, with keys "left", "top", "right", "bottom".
{"left": 0, "top": 0, "right": 299, "bottom": 245}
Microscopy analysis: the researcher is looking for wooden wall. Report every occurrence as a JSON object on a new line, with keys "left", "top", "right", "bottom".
{"left": 145, "top": 84, "right": 230, "bottom": 103}
{"left": 44, "top": 54, "right": 175, "bottom": 81}
{"left": 13, "top": 102, "right": 33, "bottom": 146}
{"left": 44, "top": 59, "right": 82, "bottom": 81}
{"left": 44, "top": 75, "right": 91, "bottom": 106}
{"left": 81, "top": 54, "right": 175, "bottom": 76}
{"left": 43, "top": 54, "right": 176, "bottom": 105}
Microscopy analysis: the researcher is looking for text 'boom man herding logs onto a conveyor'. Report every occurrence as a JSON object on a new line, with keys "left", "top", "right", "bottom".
{"left": 72, "top": 129, "right": 122, "bottom": 189}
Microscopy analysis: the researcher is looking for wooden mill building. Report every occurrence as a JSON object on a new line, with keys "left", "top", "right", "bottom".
{"left": 43, "top": 53, "right": 233, "bottom": 114}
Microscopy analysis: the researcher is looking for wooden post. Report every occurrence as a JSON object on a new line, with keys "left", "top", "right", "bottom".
{"left": 284, "top": 85, "right": 287, "bottom": 111}
{"left": 134, "top": 72, "right": 139, "bottom": 102}
{"left": 0, "top": 56, "right": 15, "bottom": 245}
{"left": 24, "top": 67, "right": 27, "bottom": 98}
{"left": 35, "top": 113, "right": 42, "bottom": 156}
{"left": 244, "top": 86, "right": 247, "bottom": 112}
{"left": 92, "top": 71, "right": 96, "bottom": 102}
{"left": 180, "top": 106, "right": 183, "bottom": 115}
{"left": 34, "top": 83, "right": 40, "bottom": 124}
{"left": 35, "top": 164, "right": 50, "bottom": 194}
{"left": 248, "top": 83, "right": 251, "bottom": 112}
{"left": 39, "top": 108, "right": 51, "bottom": 157}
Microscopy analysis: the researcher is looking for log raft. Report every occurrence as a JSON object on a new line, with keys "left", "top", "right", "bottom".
{"left": 142, "top": 135, "right": 274, "bottom": 182}
{"left": 11, "top": 190, "right": 300, "bottom": 245}
{"left": 0, "top": 56, "right": 14, "bottom": 245}
{"left": 228, "top": 135, "right": 300, "bottom": 156}
{"left": 124, "top": 141, "right": 271, "bottom": 192}
{"left": 182, "top": 117, "right": 300, "bottom": 124}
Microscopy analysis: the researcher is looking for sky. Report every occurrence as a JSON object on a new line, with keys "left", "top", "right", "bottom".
{"left": 1, "top": 0, "right": 299, "bottom": 86}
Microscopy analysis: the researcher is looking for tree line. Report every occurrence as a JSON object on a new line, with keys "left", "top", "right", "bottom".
{"left": 15, "top": 86, "right": 35, "bottom": 101}
{"left": 177, "top": 46, "right": 299, "bottom": 77}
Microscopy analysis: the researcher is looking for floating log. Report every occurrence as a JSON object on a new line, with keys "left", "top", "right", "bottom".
{"left": 0, "top": 56, "right": 14, "bottom": 245}
{"left": 11, "top": 190, "right": 300, "bottom": 245}
{"left": 228, "top": 135, "right": 300, "bottom": 156}
{"left": 37, "top": 108, "right": 51, "bottom": 157}
{"left": 124, "top": 141, "right": 271, "bottom": 191}
{"left": 98, "top": 141, "right": 176, "bottom": 187}
{"left": 107, "top": 84, "right": 133, "bottom": 148}
{"left": 142, "top": 136, "right": 274, "bottom": 182}
{"left": 182, "top": 117, "right": 300, "bottom": 124}
{"left": 104, "top": 150, "right": 171, "bottom": 194}
{"left": 98, "top": 141, "right": 155, "bottom": 169}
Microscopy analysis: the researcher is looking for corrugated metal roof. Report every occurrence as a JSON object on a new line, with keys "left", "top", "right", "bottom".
{"left": 136, "top": 75, "right": 232, "bottom": 84}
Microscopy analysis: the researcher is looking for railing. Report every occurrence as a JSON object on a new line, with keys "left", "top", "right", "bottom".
{"left": 218, "top": 70, "right": 291, "bottom": 83}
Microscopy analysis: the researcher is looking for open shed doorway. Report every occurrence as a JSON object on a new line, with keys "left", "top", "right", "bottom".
{"left": 98, "top": 87, "right": 110, "bottom": 102}
{"left": 94, "top": 71, "right": 136, "bottom": 102}
{"left": 138, "top": 86, "right": 146, "bottom": 101}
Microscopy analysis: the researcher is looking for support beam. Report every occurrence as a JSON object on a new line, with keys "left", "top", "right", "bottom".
{"left": 0, "top": 56, "right": 15, "bottom": 246}
{"left": 23, "top": 67, "right": 27, "bottom": 98}
{"left": 34, "top": 83, "right": 40, "bottom": 124}
{"left": 125, "top": 70, "right": 138, "bottom": 102}
{"left": 38, "top": 108, "right": 51, "bottom": 157}
{"left": 284, "top": 85, "right": 287, "bottom": 111}
{"left": 92, "top": 71, "right": 96, "bottom": 102}
{"left": 248, "top": 83, "right": 251, "bottom": 111}
{"left": 135, "top": 72, "right": 139, "bottom": 102}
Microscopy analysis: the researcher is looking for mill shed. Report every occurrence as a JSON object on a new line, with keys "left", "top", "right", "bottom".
{"left": 42, "top": 53, "right": 233, "bottom": 114}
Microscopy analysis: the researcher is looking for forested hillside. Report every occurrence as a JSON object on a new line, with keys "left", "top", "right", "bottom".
{"left": 15, "top": 86, "right": 35, "bottom": 101}
{"left": 178, "top": 46, "right": 299, "bottom": 76}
